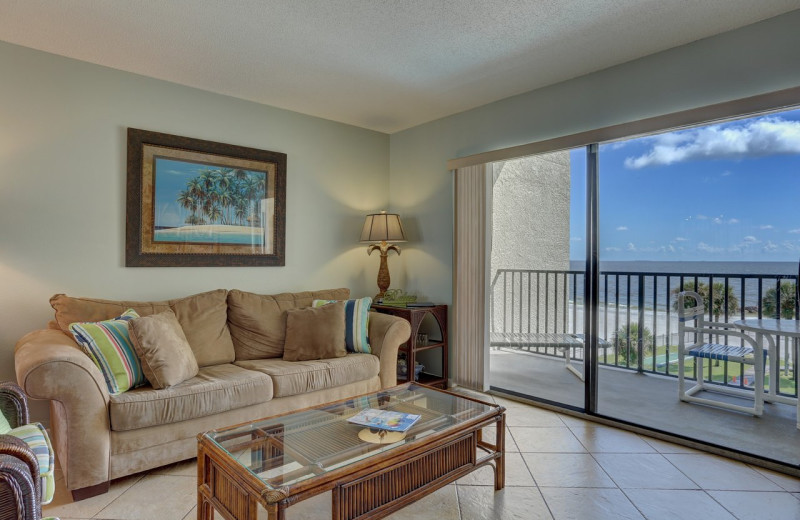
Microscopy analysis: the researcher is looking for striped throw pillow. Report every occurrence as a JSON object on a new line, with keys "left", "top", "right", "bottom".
{"left": 312, "top": 297, "right": 372, "bottom": 353}
{"left": 8, "top": 422, "right": 56, "bottom": 504}
{"left": 69, "top": 309, "right": 146, "bottom": 395}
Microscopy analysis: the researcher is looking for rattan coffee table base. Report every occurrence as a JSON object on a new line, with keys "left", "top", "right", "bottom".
{"left": 197, "top": 410, "right": 505, "bottom": 520}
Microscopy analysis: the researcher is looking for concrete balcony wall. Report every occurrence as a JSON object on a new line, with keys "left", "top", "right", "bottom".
{"left": 490, "top": 150, "right": 571, "bottom": 332}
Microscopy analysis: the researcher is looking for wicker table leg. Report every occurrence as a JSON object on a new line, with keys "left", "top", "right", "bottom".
{"left": 265, "top": 503, "right": 285, "bottom": 520}
{"left": 198, "top": 496, "right": 214, "bottom": 519}
{"left": 495, "top": 413, "right": 506, "bottom": 490}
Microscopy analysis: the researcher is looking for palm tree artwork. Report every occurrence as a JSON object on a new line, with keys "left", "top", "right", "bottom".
{"left": 153, "top": 158, "right": 268, "bottom": 246}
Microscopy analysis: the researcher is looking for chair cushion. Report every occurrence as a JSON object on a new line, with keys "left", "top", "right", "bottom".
{"left": 688, "top": 343, "right": 759, "bottom": 364}
{"left": 7, "top": 422, "right": 55, "bottom": 504}
{"left": 0, "top": 409, "right": 10, "bottom": 434}
{"left": 283, "top": 302, "right": 348, "bottom": 361}
{"left": 235, "top": 354, "right": 379, "bottom": 398}
{"left": 312, "top": 297, "right": 372, "bottom": 353}
{"left": 227, "top": 288, "right": 350, "bottom": 360}
{"left": 51, "top": 289, "right": 234, "bottom": 367}
{"left": 129, "top": 310, "right": 199, "bottom": 389}
{"left": 68, "top": 309, "right": 146, "bottom": 395}
{"left": 108, "top": 364, "right": 273, "bottom": 431}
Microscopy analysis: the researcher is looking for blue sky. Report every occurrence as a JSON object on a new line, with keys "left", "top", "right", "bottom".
{"left": 569, "top": 107, "right": 800, "bottom": 262}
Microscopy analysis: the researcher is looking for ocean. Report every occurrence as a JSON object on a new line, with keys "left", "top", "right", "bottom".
{"left": 566, "top": 260, "right": 798, "bottom": 310}
{"left": 492, "top": 260, "right": 800, "bottom": 350}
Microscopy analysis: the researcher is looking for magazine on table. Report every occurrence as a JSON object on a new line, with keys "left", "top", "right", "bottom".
{"left": 347, "top": 408, "right": 421, "bottom": 432}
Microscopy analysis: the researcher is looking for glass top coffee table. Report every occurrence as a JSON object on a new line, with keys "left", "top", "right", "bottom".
{"left": 197, "top": 383, "right": 505, "bottom": 520}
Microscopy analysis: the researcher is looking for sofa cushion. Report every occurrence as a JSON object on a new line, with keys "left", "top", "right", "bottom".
{"left": 108, "top": 364, "right": 272, "bottom": 431}
{"left": 227, "top": 288, "right": 350, "bottom": 360}
{"left": 50, "top": 289, "right": 234, "bottom": 367}
{"left": 312, "top": 297, "right": 372, "bottom": 353}
{"left": 283, "top": 302, "right": 347, "bottom": 361}
{"left": 234, "top": 353, "right": 379, "bottom": 398}
{"left": 68, "top": 309, "right": 146, "bottom": 395}
{"left": 129, "top": 310, "right": 199, "bottom": 389}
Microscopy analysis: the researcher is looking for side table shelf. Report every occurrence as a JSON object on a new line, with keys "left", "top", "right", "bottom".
{"left": 372, "top": 304, "right": 448, "bottom": 389}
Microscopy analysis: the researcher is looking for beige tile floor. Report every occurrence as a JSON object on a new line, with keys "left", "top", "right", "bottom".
{"left": 44, "top": 392, "right": 800, "bottom": 520}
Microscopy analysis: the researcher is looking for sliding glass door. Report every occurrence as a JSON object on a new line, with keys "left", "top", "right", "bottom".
{"left": 488, "top": 149, "right": 588, "bottom": 410}
{"left": 487, "top": 104, "right": 800, "bottom": 467}
{"left": 594, "top": 107, "right": 800, "bottom": 465}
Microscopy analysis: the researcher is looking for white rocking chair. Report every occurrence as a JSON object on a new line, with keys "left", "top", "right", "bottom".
{"left": 677, "top": 291, "right": 764, "bottom": 416}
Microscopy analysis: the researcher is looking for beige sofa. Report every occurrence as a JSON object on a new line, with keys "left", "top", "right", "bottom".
{"left": 13, "top": 288, "right": 411, "bottom": 501}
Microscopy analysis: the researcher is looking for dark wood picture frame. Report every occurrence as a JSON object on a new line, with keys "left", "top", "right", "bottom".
{"left": 126, "top": 128, "right": 286, "bottom": 266}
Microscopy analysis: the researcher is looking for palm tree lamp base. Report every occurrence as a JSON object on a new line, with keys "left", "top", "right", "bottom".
{"left": 368, "top": 241, "right": 400, "bottom": 300}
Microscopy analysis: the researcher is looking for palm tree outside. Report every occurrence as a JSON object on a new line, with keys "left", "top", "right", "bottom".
{"left": 612, "top": 323, "right": 654, "bottom": 366}
{"left": 761, "top": 282, "right": 797, "bottom": 319}
{"left": 671, "top": 281, "right": 739, "bottom": 321}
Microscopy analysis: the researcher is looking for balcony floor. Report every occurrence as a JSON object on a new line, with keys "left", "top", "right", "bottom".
{"left": 490, "top": 348, "right": 800, "bottom": 467}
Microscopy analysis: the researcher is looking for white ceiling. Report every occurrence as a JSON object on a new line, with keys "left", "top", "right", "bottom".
{"left": 1, "top": 1, "right": 799, "bottom": 133}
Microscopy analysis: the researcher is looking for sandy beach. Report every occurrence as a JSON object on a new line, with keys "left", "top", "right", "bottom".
{"left": 160, "top": 224, "right": 264, "bottom": 235}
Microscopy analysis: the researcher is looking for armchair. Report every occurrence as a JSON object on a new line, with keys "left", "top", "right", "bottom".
{"left": 0, "top": 382, "right": 57, "bottom": 520}
{"left": 677, "top": 291, "right": 764, "bottom": 416}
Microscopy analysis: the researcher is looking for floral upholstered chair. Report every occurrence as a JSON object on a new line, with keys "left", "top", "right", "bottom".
{"left": 0, "top": 381, "right": 58, "bottom": 520}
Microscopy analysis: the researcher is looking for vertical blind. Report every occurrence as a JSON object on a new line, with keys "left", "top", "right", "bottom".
{"left": 452, "top": 163, "right": 490, "bottom": 390}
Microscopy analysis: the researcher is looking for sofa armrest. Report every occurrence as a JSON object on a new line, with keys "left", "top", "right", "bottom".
{"left": 14, "top": 329, "right": 111, "bottom": 491}
{"left": 368, "top": 312, "right": 411, "bottom": 388}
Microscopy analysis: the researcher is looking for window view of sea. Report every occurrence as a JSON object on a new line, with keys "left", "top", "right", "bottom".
{"left": 568, "top": 260, "right": 798, "bottom": 308}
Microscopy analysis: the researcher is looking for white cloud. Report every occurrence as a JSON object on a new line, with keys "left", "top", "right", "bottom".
{"left": 696, "top": 214, "right": 709, "bottom": 220}
{"left": 616, "top": 226, "right": 628, "bottom": 231}
{"left": 789, "top": 229, "right": 800, "bottom": 234}
{"left": 697, "top": 242, "right": 724, "bottom": 253}
{"left": 712, "top": 217, "right": 723, "bottom": 224}
{"left": 728, "top": 218, "right": 739, "bottom": 224}
{"left": 761, "top": 224, "right": 774, "bottom": 230}
{"left": 721, "top": 170, "right": 732, "bottom": 176}
{"left": 763, "top": 241, "right": 779, "bottom": 252}
{"left": 782, "top": 241, "right": 798, "bottom": 251}
{"left": 605, "top": 247, "right": 621, "bottom": 252}
{"left": 624, "top": 116, "right": 800, "bottom": 169}
{"left": 668, "top": 244, "right": 676, "bottom": 252}
{"left": 571, "top": 237, "right": 582, "bottom": 242}
{"left": 626, "top": 242, "right": 637, "bottom": 251}
{"left": 742, "top": 236, "right": 760, "bottom": 244}
{"left": 674, "top": 237, "right": 689, "bottom": 242}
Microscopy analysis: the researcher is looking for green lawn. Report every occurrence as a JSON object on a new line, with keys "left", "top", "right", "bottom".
{"left": 607, "top": 345, "right": 797, "bottom": 394}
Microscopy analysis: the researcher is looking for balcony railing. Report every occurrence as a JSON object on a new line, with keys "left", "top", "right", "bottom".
{"left": 490, "top": 268, "right": 799, "bottom": 397}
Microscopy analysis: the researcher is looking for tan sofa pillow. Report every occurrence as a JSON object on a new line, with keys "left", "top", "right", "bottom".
{"left": 50, "top": 289, "right": 234, "bottom": 367}
{"left": 283, "top": 302, "right": 347, "bottom": 361}
{"left": 129, "top": 310, "right": 199, "bottom": 389}
{"left": 227, "top": 288, "right": 350, "bottom": 360}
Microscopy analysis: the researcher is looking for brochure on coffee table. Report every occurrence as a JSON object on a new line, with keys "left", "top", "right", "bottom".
{"left": 347, "top": 409, "right": 421, "bottom": 432}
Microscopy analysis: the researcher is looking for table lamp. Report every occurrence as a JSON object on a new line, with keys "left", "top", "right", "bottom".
{"left": 360, "top": 211, "right": 407, "bottom": 299}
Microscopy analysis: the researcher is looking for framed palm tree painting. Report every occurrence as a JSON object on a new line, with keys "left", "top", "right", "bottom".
{"left": 126, "top": 128, "right": 286, "bottom": 266}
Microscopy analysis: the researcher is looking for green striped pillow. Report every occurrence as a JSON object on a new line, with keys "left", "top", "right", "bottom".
{"left": 312, "top": 297, "right": 372, "bottom": 353}
{"left": 69, "top": 309, "right": 146, "bottom": 395}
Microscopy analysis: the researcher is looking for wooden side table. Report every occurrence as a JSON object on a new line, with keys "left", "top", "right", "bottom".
{"left": 372, "top": 304, "right": 448, "bottom": 388}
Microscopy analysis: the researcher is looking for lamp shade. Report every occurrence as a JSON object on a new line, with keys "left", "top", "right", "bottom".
{"left": 360, "top": 211, "right": 407, "bottom": 243}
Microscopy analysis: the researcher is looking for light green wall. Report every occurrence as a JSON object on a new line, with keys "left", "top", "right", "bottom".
{"left": 0, "top": 42, "right": 389, "bottom": 389}
{"left": 389, "top": 9, "right": 800, "bottom": 305}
